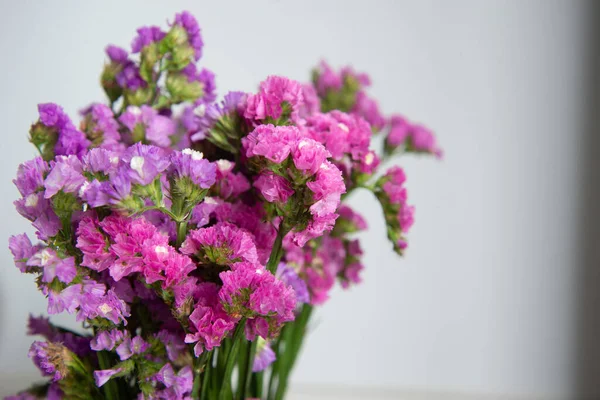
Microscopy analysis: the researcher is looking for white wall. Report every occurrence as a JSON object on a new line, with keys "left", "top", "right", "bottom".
{"left": 0, "top": 1, "right": 595, "bottom": 398}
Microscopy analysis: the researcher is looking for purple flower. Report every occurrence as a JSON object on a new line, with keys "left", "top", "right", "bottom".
{"left": 131, "top": 25, "right": 165, "bottom": 53}
{"left": 80, "top": 103, "right": 122, "bottom": 150}
{"left": 94, "top": 367, "right": 122, "bottom": 387}
{"left": 182, "top": 64, "right": 216, "bottom": 102}
{"left": 173, "top": 11, "right": 203, "bottom": 60}
{"left": 116, "top": 334, "right": 148, "bottom": 360}
{"left": 82, "top": 148, "right": 119, "bottom": 175}
{"left": 276, "top": 263, "right": 309, "bottom": 304}
{"left": 47, "top": 284, "right": 82, "bottom": 315}
{"left": 253, "top": 338, "right": 276, "bottom": 372}
{"left": 8, "top": 233, "right": 39, "bottom": 273}
{"left": 168, "top": 149, "right": 217, "bottom": 188}
{"left": 153, "top": 364, "right": 194, "bottom": 399}
{"left": 13, "top": 157, "right": 48, "bottom": 197}
{"left": 27, "top": 248, "right": 76, "bottom": 284}
{"left": 337, "top": 205, "right": 368, "bottom": 231}
{"left": 37, "top": 103, "right": 90, "bottom": 157}
{"left": 106, "top": 45, "right": 128, "bottom": 63}
{"left": 44, "top": 155, "right": 86, "bottom": 198}
{"left": 121, "top": 143, "right": 170, "bottom": 185}
{"left": 28, "top": 341, "right": 70, "bottom": 381}
{"left": 120, "top": 105, "right": 177, "bottom": 147}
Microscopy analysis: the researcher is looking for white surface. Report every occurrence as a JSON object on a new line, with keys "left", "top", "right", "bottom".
{"left": 0, "top": 1, "right": 595, "bottom": 399}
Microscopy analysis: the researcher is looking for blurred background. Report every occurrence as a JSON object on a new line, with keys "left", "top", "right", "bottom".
{"left": 0, "top": 1, "right": 598, "bottom": 399}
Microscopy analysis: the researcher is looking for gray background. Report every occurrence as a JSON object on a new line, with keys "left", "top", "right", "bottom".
{"left": 0, "top": 1, "right": 598, "bottom": 399}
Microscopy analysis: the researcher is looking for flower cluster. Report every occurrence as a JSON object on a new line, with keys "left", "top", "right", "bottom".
{"left": 8, "top": 10, "right": 440, "bottom": 400}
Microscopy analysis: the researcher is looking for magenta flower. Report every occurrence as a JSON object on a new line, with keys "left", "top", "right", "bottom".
{"left": 181, "top": 222, "right": 259, "bottom": 265}
{"left": 244, "top": 76, "right": 304, "bottom": 123}
{"left": 185, "top": 282, "right": 236, "bottom": 355}
{"left": 219, "top": 262, "right": 297, "bottom": 340}
{"left": 242, "top": 124, "right": 302, "bottom": 164}
{"left": 253, "top": 172, "right": 294, "bottom": 203}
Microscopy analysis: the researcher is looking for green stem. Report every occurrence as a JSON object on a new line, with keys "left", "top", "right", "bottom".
{"left": 267, "top": 336, "right": 282, "bottom": 400}
{"left": 200, "top": 351, "right": 214, "bottom": 400}
{"left": 218, "top": 319, "right": 247, "bottom": 400}
{"left": 266, "top": 222, "right": 288, "bottom": 273}
{"left": 241, "top": 340, "right": 258, "bottom": 399}
{"left": 253, "top": 370, "right": 264, "bottom": 399}
{"left": 176, "top": 221, "right": 187, "bottom": 248}
{"left": 191, "top": 351, "right": 209, "bottom": 400}
{"left": 274, "top": 304, "right": 313, "bottom": 400}
{"left": 97, "top": 351, "right": 119, "bottom": 400}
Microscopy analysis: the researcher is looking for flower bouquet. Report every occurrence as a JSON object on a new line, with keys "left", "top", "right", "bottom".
{"left": 7, "top": 10, "right": 441, "bottom": 400}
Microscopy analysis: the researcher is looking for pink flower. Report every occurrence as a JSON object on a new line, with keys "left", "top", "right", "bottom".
{"left": 292, "top": 137, "right": 330, "bottom": 175}
{"left": 242, "top": 124, "right": 301, "bottom": 164}
{"left": 219, "top": 262, "right": 296, "bottom": 340}
{"left": 180, "top": 222, "right": 259, "bottom": 265}
{"left": 244, "top": 76, "right": 304, "bottom": 123}
{"left": 253, "top": 172, "right": 294, "bottom": 203}
{"left": 184, "top": 282, "right": 235, "bottom": 356}
{"left": 307, "top": 161, "right": 345, "bottom": 217}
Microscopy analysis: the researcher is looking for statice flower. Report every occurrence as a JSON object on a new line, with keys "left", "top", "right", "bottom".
{"left": 351, "top": 91, "right": 386, "bottom": 132}
{"left": 152, "top": 364, "right": 194, "bottom": 399}
{"left": 254, "top": 171, "right": 294, "bottom": 203}
{"left": 44, "top": 155, "right": 86, "bottom": 198}
{"left": 28, "top": 315, "right": 91, "bottom": 357}
{"left": 131, "top": 25, "right": 165, "bottom": 53}
{"left": 252, "top": 337, "right": 276, "bottom": 372}
{"left": 168, "top": 148, "right": 216, "bottom": 188}
{"left": 213, "top": 159, "right": 250, "bottom": 199}
{"left": 37, "top": 103, "right": 91, "bottom": 157}
{"left": 8, "top": 233, "right": 40, "bottom": 273}
{"left": 386, "top": 114, "right": 442, "bottom": 158}
{"left": 277, "top": 262, "right": 310, "bottom": 304}
{"left": 94, "top": 367, "right": 123, "bottom": 387}
{"left": 375, "top": 166, "right": 415, "bottom": 254}
{"left": 219, "top": 262, "right": 296, "bottom": 340}
{"left": 13, "top": 158, "right": 61, "bottom": 240}
{"left": 185, "top": 283, "right": 236, "bottom": 356}
{"left": 121, "top": 143, "right": 170, "bottom": 185}
{"left": 120, "top": 105, "right": 177, "bottom": 147}
{"left": 13, "top": 157, "right": 48, "bottom": 197}
{"left": 244, "top": 76, "right": 304, "bottom": 124}
{"left": 80, "top": 103, "right": 123, "bottom": 150}
{"left": 105, "top": 45, "right": 146, "bottom": 91}
{"left": 173, "top": 11, "right": 204, "bottom": 60}
{"left": 182, "top": 63, "right": 216, "bottom": 102}
{"left": 28, "top": 341, "right": 71, "bottom": 382}
{"left": 181, "top": 222, "right": 259, "bottom": 266}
